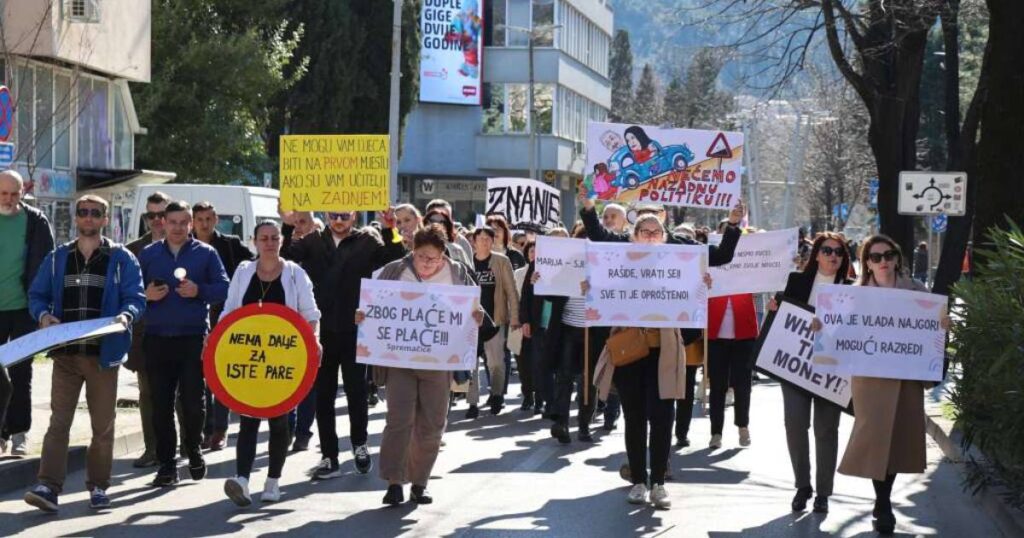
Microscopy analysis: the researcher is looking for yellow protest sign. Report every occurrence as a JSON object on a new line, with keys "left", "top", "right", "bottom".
{"left": 204, "top": 303, "right": 319, "bottom": 418}
{"left": 279, "top": 134, "right": 390, "bottom": 211}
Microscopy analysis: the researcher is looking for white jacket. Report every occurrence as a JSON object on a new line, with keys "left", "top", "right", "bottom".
{"left": 222, "top": 259, "right": 321, "bottom": 325}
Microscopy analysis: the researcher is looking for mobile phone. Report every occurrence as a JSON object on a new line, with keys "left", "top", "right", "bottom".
{"left": 151, "top": 278, "right": 167, "bottom": 288}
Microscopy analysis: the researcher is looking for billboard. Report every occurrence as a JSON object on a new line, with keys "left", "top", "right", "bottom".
{"left": 419, "top": 0, "right": 484, "bottom": 105}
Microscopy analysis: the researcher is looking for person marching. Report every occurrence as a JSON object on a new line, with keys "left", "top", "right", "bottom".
{"left": 361, "top": 225, "right": 483, "bottom": 505}
{"left": 221, "top": 221, "right": 320, "bottom": 506}
{"left": 833, "top": 235, "right": 949, "bottom": 534}
{"left": 768, "top": 232, "right": 853, "bottom": 514}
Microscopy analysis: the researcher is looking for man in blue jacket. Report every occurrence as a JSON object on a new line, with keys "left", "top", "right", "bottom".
{"left": 22, "top": 195, "right": 145, "bottom": 512}
{"left": 138, "top": 200, "right": 229, "bottom": 487}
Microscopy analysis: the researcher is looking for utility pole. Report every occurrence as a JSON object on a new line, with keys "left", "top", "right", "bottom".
{"left": 387, "top": 0, "right": 403, "bottom": 204}
{"left": 528, "top": 30, "right": 536, "bottom": 181}
{"left": 782, "top": 113, "right": 807, "bottom": 228}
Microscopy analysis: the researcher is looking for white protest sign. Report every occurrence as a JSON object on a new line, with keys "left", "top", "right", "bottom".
{"left": 534, "top": 236, "right": 587, "bottom": 297}
{"left": 357, "top": 279, "right": 480, "bottom": 371}
{"left": 0, "top": 317, "right": 127, "bottom": 368}
{"left": 585, "top": 242, "right": 707, "bottom": 328}
{"left": 813, "top": 284, "right": 947, "bottom": 382}
{"left": 754, "top": 300, "right": 851, "bottom": 407}
{"left": 708, "top": 228, "right": 799, "bottom": 297}
{"left": 485, "top": 177, "right": 562, "bottom": 230}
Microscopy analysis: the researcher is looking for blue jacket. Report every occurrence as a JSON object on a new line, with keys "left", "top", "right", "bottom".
{"left": 28, "top": 239, "right": 146, "bottom": 369}
{"left": 139, "top": 238, "right": 229, "bottom": 336}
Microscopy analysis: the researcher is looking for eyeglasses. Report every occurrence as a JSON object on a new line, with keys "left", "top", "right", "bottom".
{"left": 638, "top": 228, "right": 664, "bottom": 238}
{"left": 820, "top": 246, "right": 844, "bottom": 257}
{"left": 144, "top": 211, "right": 165, "bottom": 221}
{"left": 414, "top": 252, "right": 443, "bottom": 264}
{"left": 76, "top": 208, "right": 105, "bottom": 219}
{"left": 327, "top": 212, "right": 352, "bottom": 222}
{"left": 867, "top": 250, "right": 900, "bottom": 263}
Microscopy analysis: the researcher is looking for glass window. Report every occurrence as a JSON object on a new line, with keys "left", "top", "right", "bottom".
{"left": 34, "top": 68, "right": 54, "bottom": 169}
{"left": 113, "top": 84, "right": 132, "bottom": 169}
{"left": 489, "top": 0, "right": 506, "bottom": 46}
{"left": 53, "top": 74, "right": 71, "bottom": 169}
{"left": 507, "top": 0, "right": 530, "bottom": 46}
{"left": 481, "top": 83, "right": 505, "bottom": 134}
{"left": 16, "top": 65, "right": 34, "bottom": 164}
{"left": 508, "top": 84, "right": 528, "bottom": 132}
{"left": 532, "top": 1, "right": 554, "bottom": 46}
{"left": 78, "top": 77, "right": 110, "bottom": 168}
{"left": 534, "top": 84, "right": 553, "bottom": 134}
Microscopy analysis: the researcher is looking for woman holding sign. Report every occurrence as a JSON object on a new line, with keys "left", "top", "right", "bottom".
{"left": 768, "top": 232, "right": 853, "bottom": 514}
{"left": 220, "top": 221, "right": 320, "bottom": 507}
{"left": 358, "top": 225, "right": 483, "bottom": 506}
{"left": 832, "top": 235, "right": 948, "bottom": 534}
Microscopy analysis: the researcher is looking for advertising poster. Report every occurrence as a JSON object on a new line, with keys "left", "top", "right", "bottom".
{"left": 584, "top": 121, "right": 743, "bottom": 210}
{"left": 420, "top": 0, "right": 484, "bottom": 105}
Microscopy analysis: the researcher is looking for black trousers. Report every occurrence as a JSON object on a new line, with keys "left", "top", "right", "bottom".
{"left": 615, "top": 350, "right": 674, "bottom": 486}
{"left": 236, "top": 414, "right": 290, "bottom": 479}
{"left": 517, "top": 335, "right": 536, "bottom": 400}
{"left": 674, "top": 365, "right": 700, "bottom": 440}
{"left": 708, "top": 338, "right": 755, "bottom": 435}
{"left": 316, "top": 330, "right": 366, "bottom": 460}
{"left": 146, "top": 334, "right": 206, "bottom": 468}
{"left": 552, "top": 324, "right": 596, "bottom": 427}
{"left": 530, "top": 327, "right": 553, "bottom": 406}
{"left": 0, "top": 309, "right": 35, "bottom": 439}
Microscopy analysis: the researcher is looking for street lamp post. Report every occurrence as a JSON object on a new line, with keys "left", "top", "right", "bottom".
{"left": 387, "top": 0, "right": 403, "bottom": 203}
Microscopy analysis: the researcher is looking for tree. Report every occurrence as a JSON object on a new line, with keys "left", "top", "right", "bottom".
{"left": 133, "top": 0, "right": 303, "bottom": 183}
{"left": 679, "top": 48, "right": 734, "bottom": 129}
{"left": 662, "top": 76, "right": 686, "bottom": 128}
{"left": 608, "top": 30, "right": 634, "bottom": 123}
{"left": 632, "top": 63, "right": 661, "bottom": 125}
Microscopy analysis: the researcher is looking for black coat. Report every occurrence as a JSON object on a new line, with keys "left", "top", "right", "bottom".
{"left": 205, "top": 230, "right": 254, "bottom": 279}
{"left": 779, "top": 270, "right": 854, "bottom": 306}
{"left": 22, "top": 203, "right": 54, "bottom": 293}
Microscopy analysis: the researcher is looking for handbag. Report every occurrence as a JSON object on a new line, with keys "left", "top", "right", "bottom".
{"left": 607, "top": 328, "right": 650, "bottom": 367}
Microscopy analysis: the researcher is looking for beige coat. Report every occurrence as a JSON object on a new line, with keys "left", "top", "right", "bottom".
{"left": 593, "top": 328, "right": 687, "bottom": 400}
{"left": 838, "top": 276, "right": 929, "bottom": 481}
{"left": 485, "top": 252, "right": 520, "bottom": 327}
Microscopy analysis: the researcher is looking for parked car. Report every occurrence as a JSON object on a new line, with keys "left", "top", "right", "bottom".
{"left": 609, "top": 141, "right": 695, "bottom": 189}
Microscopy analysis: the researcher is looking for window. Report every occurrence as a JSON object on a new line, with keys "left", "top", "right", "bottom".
{"left": 16, "top": 65, "right": 34, "bottom": 164}
{"left": 65, "top": 0, "right": 100, "bottom": 23}
{"left": 482, "top": 83, "right": 554, "bottom": 135}
{"left": 481, "top": 83, "right": 505, "bottom": 134}
{"left": 489, "top": 0, "right": 506, "bottom": 46}
{"left": 113, "top": 85, "right": 132, "bottom": 169}
{"left": 507, "top": 84, "right": 528, "bottom": 132}
{"left": 77, "top": 77, "right": 111, "bottom": 168}
{"left": 35, "top": 69, "right": 54, "bottom": 169}
{"left": 507, "top": 0, "right": 530, "bottom": 46}
{"left": 53, "top": 74, "right": 71, "bottom": 169}
{"left": 534, "top": 84, "right": 553, "bottom": 134}
{"left": 532, "top": 1, "right": 555, "bottom": 46}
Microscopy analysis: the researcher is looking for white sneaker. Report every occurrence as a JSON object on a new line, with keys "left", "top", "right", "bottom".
{"left": 650, "top": 484, "right": 671, "bottom": 510}
{"left": 709, "top": 434, "right": 723, "bottom": 449}
{"left": 224, "top": 476, "right": 252, "bottom": 507}
{"left": 0, "top": 436, "right": 7, "bottom": 455}
{"left": 627, "top": 483, "right": 648, "bottom": 505}
{"left": 261, "top": 478, "right": 281, "bottom": 503}
{"left": 739, "top": 427, "right": 751, "bottom": 447}
{"left": 11, "top": 432, "right": 27, "bottom": 455}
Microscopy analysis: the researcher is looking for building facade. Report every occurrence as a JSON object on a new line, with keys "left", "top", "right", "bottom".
{"left": 1, "top": 0, "right": 169, "bottom": 243}
{"left": 398, "top": 0, "right": 613, "bottom": 226}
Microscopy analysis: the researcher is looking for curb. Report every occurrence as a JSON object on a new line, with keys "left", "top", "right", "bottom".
{"left": 0, "top": 428, "right": 146, "bottom": 496}
{"left": 925, "top": 413, "right": 1024, "bottom": 537}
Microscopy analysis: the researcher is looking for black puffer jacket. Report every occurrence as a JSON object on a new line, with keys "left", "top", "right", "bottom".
{"left": 22, "top": 203, "right": 54, "bottom": 293}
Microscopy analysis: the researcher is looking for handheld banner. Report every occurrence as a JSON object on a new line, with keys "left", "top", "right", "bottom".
{"left": 534, "top": 236, "right": 587, "bottom": 297}
{"left": 708, "top": 228, "right": 799, "bottom": 297}
{"left": 357, "top": 279, "right": 481, "bottom": 371}
{"left": 279, "top": 134, "right": 389, "bottom": 212}
{"left": 753, "top": 299, "right": 852, "bottom": 408}
{"left": 485, "top": 177, "right": 562, "bottom": 230}
{"left": 204, "top": 303, "right": 319, "bottom": 418}
{"left": 813, "top": 285, "right": 948, "bottom": 382}
{"left": 584, "top": 121, "right": 743, "bottom": 210}
{"left": 0, "top": 317, "right": 126, "bottom": 368}
{"left": 585, "top": 242, "right": 707, "bottom": 328}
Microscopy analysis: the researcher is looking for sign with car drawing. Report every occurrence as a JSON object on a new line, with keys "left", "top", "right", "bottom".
{"left": 584, "top": 121, "right": 744, "bottom": 211}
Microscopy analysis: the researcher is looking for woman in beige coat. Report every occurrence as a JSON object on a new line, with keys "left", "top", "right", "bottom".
{"left": 833, "top": 235, "right": 949, "bottom": 535}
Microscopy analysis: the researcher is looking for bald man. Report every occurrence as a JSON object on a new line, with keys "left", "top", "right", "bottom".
{"left": 0, "top": 170, "right": 55, "bottom": 455}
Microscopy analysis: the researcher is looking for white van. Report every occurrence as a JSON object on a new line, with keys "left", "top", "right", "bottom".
{"left": 126, "top": 184, "right": 280, "bottom": 243}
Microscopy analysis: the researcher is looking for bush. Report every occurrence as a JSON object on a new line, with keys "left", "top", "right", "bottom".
{"left": 948, "top": 218, "right": 1024, "bottom": 508}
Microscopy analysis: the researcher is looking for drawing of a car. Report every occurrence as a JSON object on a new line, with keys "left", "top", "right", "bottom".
{"left": 608, "top": 142, "right": 695, "bottom": 189}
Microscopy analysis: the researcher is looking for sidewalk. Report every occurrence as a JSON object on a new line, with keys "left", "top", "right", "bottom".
{"left": 0, "top": 357, "right": 146, "bottom": 494}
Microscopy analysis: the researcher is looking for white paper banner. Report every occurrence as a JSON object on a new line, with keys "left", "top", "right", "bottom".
{"left": 534, "top": 236, "right": 587, "bottom": 297}
{"left": 585, "top": 242, "right": 707, "bottom": 328}
{"left": 754, "top": 300, "right": 851, "bottom": 407}
{"left": 709, "top": 228, "right": 799, "bottom": 297}
{"left": 813, "top": 285, "right": 947, "bottom": 382}
{"left": 0, "top": 317, "right": 127, "bottom": 368}
{"left": 357, "top": 279, "right": 480, "bottom": 371}
{"left": 485, "top": 177, "right": 562, "bottom": 230}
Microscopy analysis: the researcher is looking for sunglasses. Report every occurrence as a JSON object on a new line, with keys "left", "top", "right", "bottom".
{"left": 144, "top": 211, "right": 165, "bottom": 220}
{"left": 867, "top": 250, "right": 900, "bottom": 263}
{"left": 327, "top": 212, "right": 353, "bottom": 221}
{"left": 820, "top": 246, "right": 844, "bottom": 257}
{"left": 76, "top": 208, "right": 105, "bottom": 219}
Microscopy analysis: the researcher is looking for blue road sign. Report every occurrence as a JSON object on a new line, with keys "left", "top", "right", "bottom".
{"left": 868, "top": 178, "right": 879, "bottom": 209}
{"left": 0, "top": 86, "right": 13, "bottom": 142}
{"left": 932, "top": 213, "right": 948, "bottom": 233}
{"left": 0, "top": 142, "right": 13, "bottom": 168}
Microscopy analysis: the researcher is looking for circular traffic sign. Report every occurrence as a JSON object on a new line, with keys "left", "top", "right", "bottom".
{"left": 203, "top": 302, "right": 319, "bottom": 418}
{"left": 0, "top": 86, "right": 13, "bottom": 142}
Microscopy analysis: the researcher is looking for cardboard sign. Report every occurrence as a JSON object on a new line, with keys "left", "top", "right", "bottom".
{"left": 204, "top": 303, "right": 320, "bottom": 418}
{"left": 585, "top": 242, "right": 707, "bottom": 328}
{"left": 534, "top": 236, "right": 587, "bottom": 297}
{"left": 485, "top": 177, "right": 562, "bottom": 230}
{"left": 0, "top": 317, "right": 127, "bottom": 368}
{"left": 279, "top": 134, "right": 390, "bottom": 212}
{"left": 357, "top": 279, "right": 481, "bottom": 371}
{"left": 813, "top": 284, "right": 948, "bottom": 382}
{"left": 753, "top": 299, "right": 852, "bottom": 407}
{"left": 708, "top": 228, "right": 799, "bottom": 297}
{"left": 584, "top": 121, "right": 743, "bottom": 210}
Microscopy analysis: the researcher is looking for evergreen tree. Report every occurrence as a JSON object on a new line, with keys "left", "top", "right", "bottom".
{"left": 632, "top": 63, "right": 661, "bottom": 125}
{"left": 680, "top": 48, "right": 733, "bottom": 129}
{"left": 608, "top": 30, "right": 634, "bottom": 123}
{"left": 662, "top": 76, "right": 686, "bottom": 128}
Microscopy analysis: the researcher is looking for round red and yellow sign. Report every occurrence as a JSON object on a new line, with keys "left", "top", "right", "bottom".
{"left": 203, "top": 303, "right": 318, "bottom": 418}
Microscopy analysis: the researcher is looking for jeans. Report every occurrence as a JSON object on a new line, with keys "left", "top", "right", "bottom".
{"left": 0, "top": 309, "right": 36, "bottom": 439}
{"left": 316, "top": 330, "right": 366, "bottom": 460}
{"left": 552, "top": 324, "right": 595, "bottom": 428}
{"left": 674, "top": 365, "right": 700, "bottom": 440}
{"left": 236, "top": 414, "right": 290, "bottom": 479}
{"left": 145, "top": 334, "right": 206, "bottom": 468}
{"left": 615, "top": 350, "right": 674, "bottom": 486}
{"left": 294, "top": 388, "right": 317, "bottom": 438}
{"left": 708, "top": 339, "right": 755, "bottom": 436}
